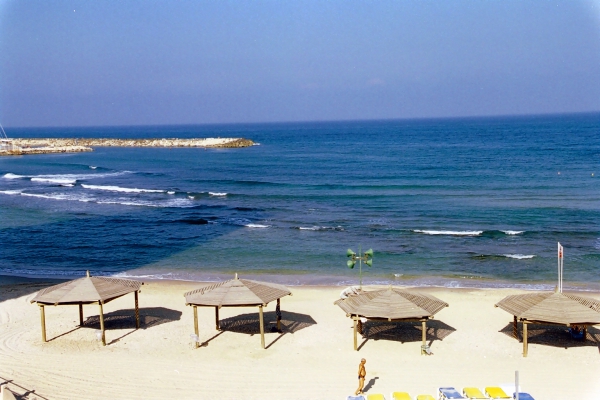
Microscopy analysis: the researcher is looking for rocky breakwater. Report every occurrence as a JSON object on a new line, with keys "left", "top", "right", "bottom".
{"left": 2, "top": 137, "right": 254, "bottom": 156}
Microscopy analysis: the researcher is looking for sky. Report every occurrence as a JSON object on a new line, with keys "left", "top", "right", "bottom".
{"left": 1, "top": 1, "right": 599, "bottom": 127}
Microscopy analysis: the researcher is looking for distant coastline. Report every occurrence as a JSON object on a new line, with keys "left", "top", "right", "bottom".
{"left": 0, "top": 137, "right": 254, "bottom": 156}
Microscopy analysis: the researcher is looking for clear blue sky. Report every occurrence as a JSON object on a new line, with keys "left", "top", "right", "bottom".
{"left": 1, "top": 1, "right": 599, "bottom": 127}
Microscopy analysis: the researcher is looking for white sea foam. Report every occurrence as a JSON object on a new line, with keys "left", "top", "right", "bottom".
{"left": 502, "top": 230, "right": 524, "bottom": 235}
{"left": 4, "top": 171, "right": 129, "bottom": 181}
{"left": 413, "top": 230, "right": 483, "bottom": 236}
{"left": 31, "top": 177, "right": 77, "bottom": 185}
{"left": 503, "top": 254, "right": 535, "bottom": 259}
{"left": 245, "top": 224, "right": 270, "bottom": 228}
{"left": 20, "top": 192, "right": 93, "bottom": 202}
{"left": 96, "top": 198, "right": 194, "bottom": 208}
{"left": 0, "top": 189, "right": 23, "bottom": 195}
{"left": 2, "top": 173, "right": 24, "bottom": 179}
{"left": 81, "top": 184, "right": 165, "bottom": 193}
{"left": 167, "top": 191, "right": 175, "bottom": 195}
{"left": 89, "top": 166, "right": 97, "bottom": 169}
{"left": 209, "top": 192, "right": 227, "bottom": 196}
{"left": 61, "top": 184, "right": 74, "bottom": 187}
{"left": 297, "top": 226, "right": 344, "bottom": 231}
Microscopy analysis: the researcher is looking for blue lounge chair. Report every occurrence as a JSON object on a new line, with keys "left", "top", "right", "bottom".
{"left": 439, "top": 387, "right": 467, "bottom": 399}
{"left": 513, "top": 393, "right": 535, "bottom": 400}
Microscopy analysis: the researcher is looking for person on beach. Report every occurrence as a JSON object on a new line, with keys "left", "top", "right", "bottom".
{"left": 355, "top": 358, "right": 366, "bottom": 395}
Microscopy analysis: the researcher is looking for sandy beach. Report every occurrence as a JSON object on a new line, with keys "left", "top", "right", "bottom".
{"left": 0, "top": 280, "right": 598, "bottom": 399}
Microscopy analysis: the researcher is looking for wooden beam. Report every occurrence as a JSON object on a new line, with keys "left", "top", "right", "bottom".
{"left": 215, "top": 306, "right": 220, "bottom": 331}
{"left": 513, "top": 315, "right": 518, "bottom": 340}
{"left": 79, "top": 303, "right": 84, "bottom": 326}
{"left": 259, "top": 305, "right": 265, "bottom": 349}
{"left": 134, "top": 291, "right": 140, "bottom": 329}
{"left": 421, "top": 320, "right": 427, "bottom": 349}
{"left": 40, "top": 305, "right": 46, "bottom": 342}
{"left": 193, "top": 305, "right": 199, "bottom": 349}
{"left": 583, "top": 325, "right": 587, "bottom": 341}
{"left": 522, "top": 321, "right": 528, "bottom": 357}
{"left": 99, "top": 302, "right": 106, "bottom": 346}
{"left": 353, "top": 317, "right": 358, "bottom": 351}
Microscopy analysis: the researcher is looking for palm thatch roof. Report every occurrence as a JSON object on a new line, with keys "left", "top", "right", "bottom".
{"left": 495, "top": 291, "right": 600, "bottom": 325}
{"left": 185, "top": 277, "right": 291, "bottom": 307}
{"left": 31, "top": 275, "right": 143, "bottom": 305}
{"left": 334, "top": 287, "right": 448, "bottom": 320}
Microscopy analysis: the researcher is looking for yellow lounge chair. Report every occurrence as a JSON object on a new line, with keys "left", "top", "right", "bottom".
{"left": 391, "top": 392, "right": 412, "bottom": 400}
{"left": 367, "top": 395, "right": 386, "bottom": 400}
{"left": 416, "top": 395, "right": 435, "bottom": 400}
{"left": 462, "top": 387, "right": 488, "bottom": 399}
{"left": 484, "top": 387, "right": 510, "bottom": 399}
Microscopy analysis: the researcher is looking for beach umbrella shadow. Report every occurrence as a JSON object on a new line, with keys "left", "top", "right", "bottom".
{"left": 362, "top": 320, "right": 456, "bottom": 346}
{"left": 83, "top": 307, "right": 182, "bottom": 330}
{"left": 499, "top": 322, "right": 600, "bottom": 349}
{"left": 219, "top": 310, "right": 316, "bottom": 335}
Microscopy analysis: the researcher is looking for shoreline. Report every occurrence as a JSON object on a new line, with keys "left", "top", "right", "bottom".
{"left": 3, "top": 271, "right": 599, "bottom": 292}
{"left": 0, "top": 280, "right": 598, "bottom": 399}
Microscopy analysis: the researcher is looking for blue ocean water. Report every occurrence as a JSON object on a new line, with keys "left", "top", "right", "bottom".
{"left": 0, "top": 113, "right": 599, "bottom": 290}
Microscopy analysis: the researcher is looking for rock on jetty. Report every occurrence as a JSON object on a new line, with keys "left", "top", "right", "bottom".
{"left": 1, "top": 137, "right": 254, "bottom": 156}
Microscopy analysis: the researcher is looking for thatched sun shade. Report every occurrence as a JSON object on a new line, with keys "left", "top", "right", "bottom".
{"left": 334, "top": 287, "right": 449, "bottom": 353}
{"left": 495, "top": 290, "right": 600, "bottom": 356}
{"left": 184, "top": 275, "right": 291, "bottom": 349}
{"left": 30, "top": 272, "right": 143, "bottom": 345}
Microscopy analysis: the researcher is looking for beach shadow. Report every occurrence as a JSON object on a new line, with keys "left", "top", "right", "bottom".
{"left": 499, "top": 322, "right": 600, "bottom": 349}
{"left": 82, "top": 307, "right": 182, "bottom": 331}
{"left": 47, "top": 326, "right": 81, "bottom": 342}
{"left": 219, "top": 310, "right": 316, "bottom": 335}
{"left": 0, "top": 278, "right": 66, "bottom": 303}
{"left": 198, "top": 330, "right": 225, "bottom": 347}
{"left": 0, "top": 376, "right": 51, "bottom": 400}
{"left": 363, "top": 377, "right": 379, "bottom": 393}
{"left": 215, "top": 310, "right": 316, "bottom": 348}
{"left": 361, "top": 320, "right": 456, "bottom": 346}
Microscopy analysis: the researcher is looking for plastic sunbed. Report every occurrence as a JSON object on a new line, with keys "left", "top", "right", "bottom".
{"left": 462, "top": 387, "right": 488, "bottom": 399}
{"left": 391, "top": 392, "right": 412, "bottom": 400}
{"left": 347, "top": 396, "right": 366, "bottom": 400}
{"left": 416, "top": 395, "right": 435, "bottom": 400}
{"left": 367, "top": 394, "right": 386, "bottom": 400}
{"left": 484, "top": 387, "right": 511, "bottom": 399}
{"left": 439, "top": 387, "right": 467, "bottom": 399}
{"left": 513, "top": 393, "right": 535, "bottom": 400}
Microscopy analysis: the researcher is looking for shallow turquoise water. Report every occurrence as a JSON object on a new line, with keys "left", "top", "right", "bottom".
{"left": 0, "top": 114, "right": 598, "bottom": 290}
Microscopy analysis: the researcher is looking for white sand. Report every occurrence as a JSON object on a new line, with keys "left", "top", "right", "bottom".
{"left": 1, "top": 281, "right": 599, "bottom": 399}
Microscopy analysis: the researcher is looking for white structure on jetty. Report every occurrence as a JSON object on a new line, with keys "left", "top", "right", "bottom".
{"left": 0, "top": 123, "right": 20, "bottom": 154}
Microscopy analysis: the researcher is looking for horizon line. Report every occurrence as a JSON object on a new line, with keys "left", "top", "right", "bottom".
{"left": 2, "top": 110, "right": 599, "bottom": 130}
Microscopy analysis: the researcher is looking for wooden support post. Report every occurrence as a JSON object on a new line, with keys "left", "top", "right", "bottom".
{"left": 513, "top": 315, "right": 518, "bottom": 340}
{"left": 259, "top": 305, "right": 265, "bottom": 349}
{"left": 193, "top": 305, "right": 199, "bottom": 349}
{"left": 215, "top": 306, "right": 220, "bottom": 330}
{"left": 134, "top": 291, "right": 140, "bottom": 329}
{"left": 40, "top": 305, "right": 47, "bottom": 342}
{"left": 79, "top": 303, "right": 84, "bottom": 326}
{"left": 583, "top": 325, "right": 587, "bottom": 340}
{"left": 522, "top": 321, "right": 528, "bottom": 357}
{"left": 357, "top": 319, "right": 363, "bottom": 335}
{"left": 99, "top": 302, "right": 106, "bottom": 346}
{"left": 422, "top": 320, "right": 427, "bottom": 348}
{"left": 276, "top": 298, "right": 281, "bottom": 331}
{"left": 353, "top": 317, "right": 358, "bottom": 351}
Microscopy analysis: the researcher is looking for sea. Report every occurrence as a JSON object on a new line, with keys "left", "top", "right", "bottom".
{"left": 1, "top": 113, "right": 599, "bottom": 291}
